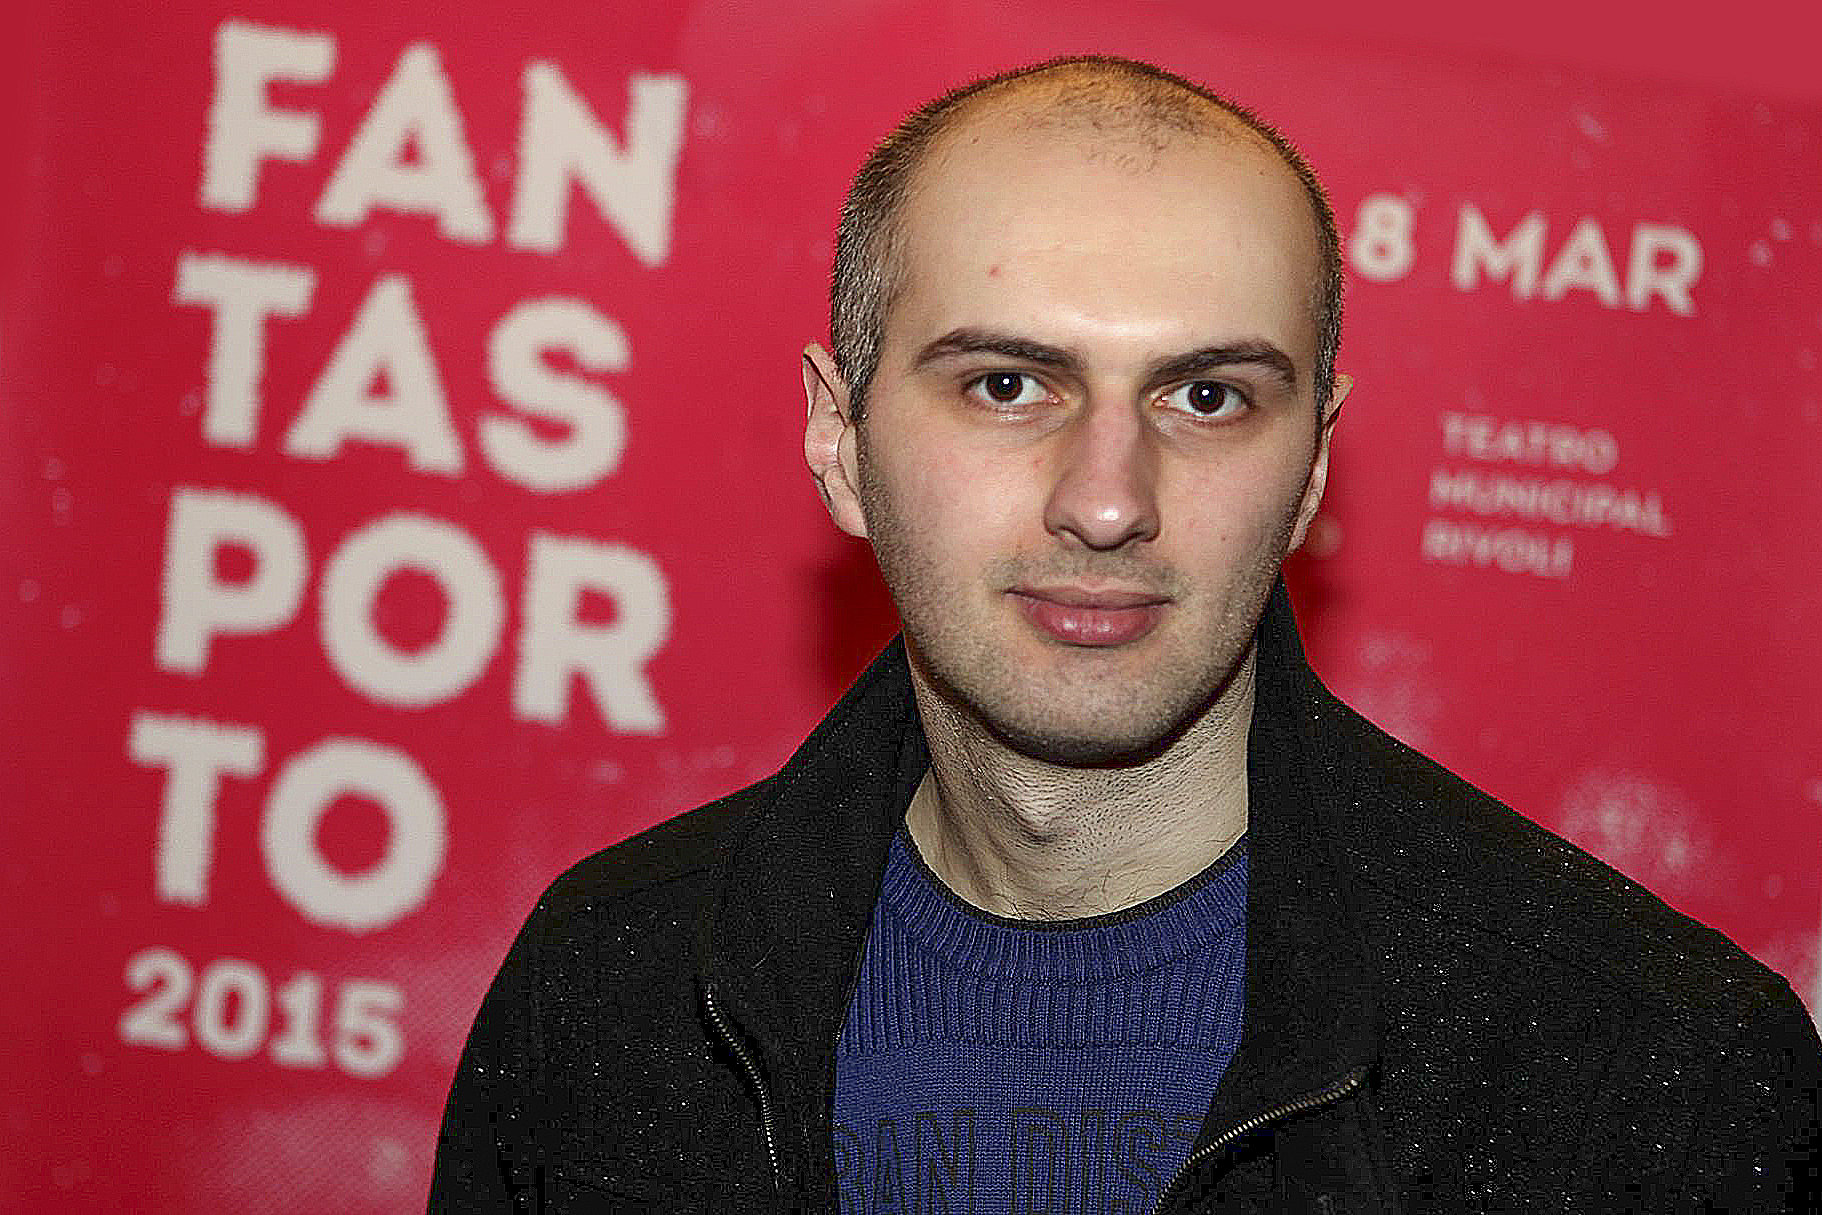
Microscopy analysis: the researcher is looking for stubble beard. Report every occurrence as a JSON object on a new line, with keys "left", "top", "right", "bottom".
{"left": 858, "top": 444, "right": 1302, "bottom": 769}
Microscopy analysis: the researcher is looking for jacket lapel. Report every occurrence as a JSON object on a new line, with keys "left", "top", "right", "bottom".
{"left": 1213, "top": 579, "right": 1382, "bottom": 1108}
{"left": 694, "top": 638, "right": 927, "bottom": 1194}
{"left": 1186, "top": 581, "right": 1388, "bottom": 1208}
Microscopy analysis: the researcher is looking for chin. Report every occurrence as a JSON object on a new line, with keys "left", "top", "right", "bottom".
{"left": 975, "top": 692, "right": 1205, "bottom": 768}
{"left": 992, "top": 725, "right": 1174, "bottom": 768}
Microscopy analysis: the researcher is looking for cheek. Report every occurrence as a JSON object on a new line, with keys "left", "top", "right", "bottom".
{"left": 869, "top": 428, "right": 1035, "bottom": 554}
{"left": 900, "top": 475, "right": 1004, "bottom": 570}
{"left": 1168, "top": 452, "right": 1311, "bottom": 554}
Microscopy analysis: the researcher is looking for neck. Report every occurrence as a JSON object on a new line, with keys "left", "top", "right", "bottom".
{"left": 903, "top": 647, "right": 1255, "bottom": 920}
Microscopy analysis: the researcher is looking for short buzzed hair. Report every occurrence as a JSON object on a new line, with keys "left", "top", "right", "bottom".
{"left": 830, "top": 56, "right": 1344, "bottom": 421}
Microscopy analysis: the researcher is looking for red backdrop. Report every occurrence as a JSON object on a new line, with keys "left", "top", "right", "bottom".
{"left": 5, "top": 3, "right": 1819, "bottom": 1209}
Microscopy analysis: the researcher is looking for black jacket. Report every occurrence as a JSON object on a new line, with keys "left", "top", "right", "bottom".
{"left": 430, "top": 584, "right": 1822, "bottom": 1212}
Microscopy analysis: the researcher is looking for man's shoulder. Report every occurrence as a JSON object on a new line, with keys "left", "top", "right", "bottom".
{"left": 1325, "top": 695, "right": 1804, "bottom": 1024}
{"left": 515, "top": 638, "right": 916, "bottom": 950}
{"left": 531, "top": 771, "right": 779, "bottom": 918}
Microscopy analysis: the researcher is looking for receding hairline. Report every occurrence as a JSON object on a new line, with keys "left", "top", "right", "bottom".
{"left": 922, "top": 63, "right": 1279, "bottom": 159}
{"left": 831, "top": 56, "right": 1344, "bottom": 418}
{"left": 900, "top": 74, "right": 1310, "bottom": 249}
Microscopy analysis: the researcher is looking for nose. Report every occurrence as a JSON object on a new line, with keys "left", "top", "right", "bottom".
{"left": 1042, "top": 397, "right": 1160, "bottom": 550}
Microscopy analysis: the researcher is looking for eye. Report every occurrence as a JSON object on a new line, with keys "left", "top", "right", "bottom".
{"left": 1161, "top": 379, "right": 1249, "bottom": 419}
{"left": 965, "top": 371, "right": 1049, "bottom": 408}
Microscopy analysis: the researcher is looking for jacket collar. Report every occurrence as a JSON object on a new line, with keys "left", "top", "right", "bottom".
{"left": 697, "top": 580, "right": 1382, "bottom": 1165}
{"left": 1207, "top": 580, "right": 1382, "bottom": 1134}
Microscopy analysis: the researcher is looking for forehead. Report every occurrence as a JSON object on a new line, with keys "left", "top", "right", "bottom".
{"left": 889, "top": 103, "right": 1321, "bottom": 365}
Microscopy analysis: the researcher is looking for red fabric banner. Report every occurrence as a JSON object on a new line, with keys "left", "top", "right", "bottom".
{"left": 6, "top": 4, "right": 1817, "bottom": 1208}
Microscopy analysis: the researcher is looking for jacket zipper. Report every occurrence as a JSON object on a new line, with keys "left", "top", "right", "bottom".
{"left": 1151, "top": 1065, "right": 1369, "bottom": 1215}
{"left": 701, "top": 981, "right": 784, "bottom": 1192}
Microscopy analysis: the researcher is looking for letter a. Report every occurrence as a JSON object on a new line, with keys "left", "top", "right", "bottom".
{"left": 285, "top": 275, "right": 464, "bottom": 475}
{"left": 314, "top": 43, "right": 494, "bottom": 243}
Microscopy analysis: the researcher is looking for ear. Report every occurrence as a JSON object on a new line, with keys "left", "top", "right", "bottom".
{"left": 1287, "top": 372, "right": 1351, "bottom": 553}
{"left": 802, "top": 343, "right": 869, "bottom": 539}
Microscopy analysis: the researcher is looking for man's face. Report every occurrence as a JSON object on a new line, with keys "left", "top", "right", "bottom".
{"left": 818, "top": 108, "right": 1338, "bottom": 765}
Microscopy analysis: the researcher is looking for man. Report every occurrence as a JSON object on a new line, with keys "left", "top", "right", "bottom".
{"left": 430, "top": 57, "right": 1821, "bottom": 1212}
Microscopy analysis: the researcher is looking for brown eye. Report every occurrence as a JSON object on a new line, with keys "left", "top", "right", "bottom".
{"left": 967, "top": 372, "right": 1045, "bottom": 407}
{"left": 1164, "top": 380, "right": 1247, "bottom": 418}
{"left": 984, "top": 373, "right": 1025, "bottom": 401}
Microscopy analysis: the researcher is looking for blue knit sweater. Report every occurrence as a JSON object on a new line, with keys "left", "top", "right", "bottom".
{"left": 833, "top": 825, "right": 1249, "bottom": 1214}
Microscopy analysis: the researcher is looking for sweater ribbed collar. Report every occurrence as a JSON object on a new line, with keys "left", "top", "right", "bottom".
{"left": 881, "top": 823, "right": 1248, "bottom": 984}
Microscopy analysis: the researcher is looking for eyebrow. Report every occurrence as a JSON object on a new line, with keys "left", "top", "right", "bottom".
{"left": 911, "top": 327, "right": 1299, "bottom": 392}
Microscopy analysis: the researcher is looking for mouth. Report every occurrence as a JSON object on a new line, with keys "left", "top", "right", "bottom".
{"left": 1009, "top": 585, "right": 1170, "bottom": 647}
